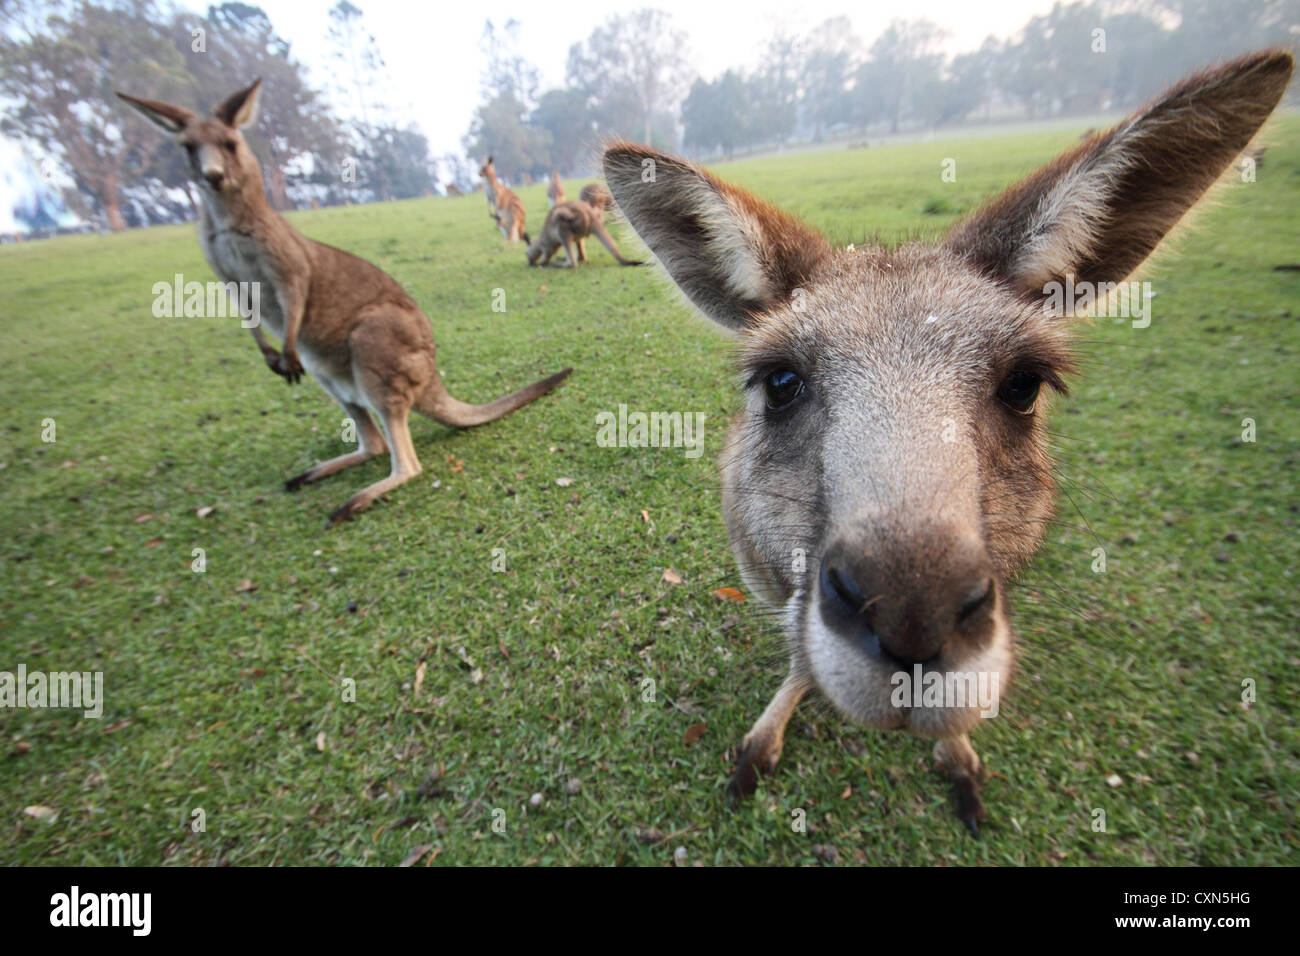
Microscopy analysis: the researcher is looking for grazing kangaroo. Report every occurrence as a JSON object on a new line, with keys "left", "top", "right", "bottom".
{"left": 526, "top": 200, "right": 644, "bottom": 268}
{"left": 478, "top": 156, "right": 530, "bottom": 243}
{"left": 546, "top": 171, "right": 565, "bottom": 208}
{"left": 603, "top": 50, "right": 1293, "bottom": 832}
{"left": 118, "top": 80, "right": 571, "bottom": 524}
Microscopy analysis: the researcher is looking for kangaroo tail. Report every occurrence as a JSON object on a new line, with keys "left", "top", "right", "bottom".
{"left": 415, "top": 367, "right": 571, "bottom": 428}
{"left": 593, "top": 222, "right": 644, "bottom": 266}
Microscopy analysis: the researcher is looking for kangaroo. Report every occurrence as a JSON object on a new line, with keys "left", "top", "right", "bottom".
{"left": 478, "top": 156, "right": 530, "bottom": 243}
{"left": 118, "top": 80, "right": 571, "bottom": 524}
{"left": 526, "top": 200, "right": 644, "bottom": 268}
{"left": 603, "top": 50, "right": 1293, "bottom": 833}
{"left": 546, "top": 171, "right": 565, "bottom": 208}
{"left": 578, "top": 182, "right": 612, "bottom": 212}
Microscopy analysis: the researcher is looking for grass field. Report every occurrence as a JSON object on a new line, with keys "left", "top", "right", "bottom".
{"left": 1, "top": 118, "right": 1297, "bottom": 866}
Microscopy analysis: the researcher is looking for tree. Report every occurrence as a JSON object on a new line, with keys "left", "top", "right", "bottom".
{"left": 800, "top": 18, "right": 858, "bottom": 140}
{"left": 463, "top": 92, "right": 545, "bottom": 181}
{"left": 682, "top": 71, "right": 750, "bottom": 158}
{"left": 859, "top": 19, "right": 948, "bottom": 134}
{"left": 566, "top": 8, "right": 693, "bottom": 145}
{"left": 0, "top": 0, "right": 196, "bottom": 230}
{"left": 530, "top": 88, "right": 595, "bottom": 175}
{"left": 480, "top": 18, "right": 540, "bottom": 108}
{"left": 180, "top": 3, "right": 345, "bottom": 210}
{"left": 748, "top": 31, "right": 801, "bottom": 147}
{"left": 326, "top": 0, "right": 387, "bottom": 128}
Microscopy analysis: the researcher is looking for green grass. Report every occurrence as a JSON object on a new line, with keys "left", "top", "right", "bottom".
{"left": 1, "top": 120, "right": 1297, "bottom": 866}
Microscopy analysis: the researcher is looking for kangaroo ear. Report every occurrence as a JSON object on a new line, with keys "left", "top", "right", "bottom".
{"left": 116, "top": 92, "right": 195, "bottom": 134}
{"left": 946, "top": 49, "right": 1294, "bottom": 297}
{"left": 603, "top": 142, "right": 833, "bottom": 332}
{"left": 214, "top": 79, "right": 262, "bottom": 129}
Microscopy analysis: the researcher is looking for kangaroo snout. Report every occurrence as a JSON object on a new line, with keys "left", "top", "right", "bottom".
{"left": 818, "top": 528, "right": 997, "bottom": 667}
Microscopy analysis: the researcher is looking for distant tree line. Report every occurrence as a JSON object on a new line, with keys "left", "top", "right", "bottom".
{"left": 466, "top": 1, "right": 1299, "bottom": 176}
{"left": 0, "top": 0, "right": 437, "bottom": 230}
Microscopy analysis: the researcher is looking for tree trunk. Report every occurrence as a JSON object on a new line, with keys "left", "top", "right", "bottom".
{"left": 102, "top": 173, "right": 126, "bottom": 231}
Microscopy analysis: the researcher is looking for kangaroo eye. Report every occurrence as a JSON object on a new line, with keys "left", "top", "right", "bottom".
{"left": 764, "top": 369, "right": 805, "bottom": 410}
{"left": 998, "top": 369, "right": 1042, "bottom": 413}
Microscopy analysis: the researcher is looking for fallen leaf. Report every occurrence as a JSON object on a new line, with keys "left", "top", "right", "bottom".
{"left": 316, "top": 731, "right": 327, "bottom": 752}
{"left": 399, "top": 844, "right": 433, "bottom": 867}
{"left": 640, "top": 509, "right": 650, "bottom": 523}
{"left": 24, "top": 805, "right": 57, "bottom": 822}
{"left": 662, "top": 568, "right": 683, "bottom": 585}
{"left": 555, "top": 476, "right": 574, "bottom": 487}
{"left": 446, "top": 455, "right": 464, "bottom": 473}
{"left": 196, "top": 506, "right": 216, "bottom": 518}
{"left": 235, "top": 579, "right": 257, "bottom": 593}
{"left": 145, "top": 537, "right": 163, "bottom": 548}
{"left": 712, "top": 587, "right": 745, "bottom": 603}
{"left": 414, "top": 660, "right": 427, "bottom": 697}
{"left": 134, "top": 512, "right": 153, "bottom": 523}
{"left": 683, "top": 722, "right": 706, "bottom": 744}
{"left": 840, "top": 785, "right": 852, "bottom": 799}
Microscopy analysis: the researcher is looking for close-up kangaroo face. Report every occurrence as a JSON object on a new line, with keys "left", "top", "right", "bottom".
{"left": 718, "top": 245, "right": 1074, "bottom": 734}
{"left": 119, "top": 81, "right": 263, "bottom": 195}
{"left": 605, "top": 49, "right": 1293, "bottom": 823}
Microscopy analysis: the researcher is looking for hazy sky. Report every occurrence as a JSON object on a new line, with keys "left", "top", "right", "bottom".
{"left": 174, "top": 0, "right": 1062, "bottom": 156}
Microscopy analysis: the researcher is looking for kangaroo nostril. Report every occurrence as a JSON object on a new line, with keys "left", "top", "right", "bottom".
{"left": 821, "top": 559, "right": 864, "bottom": 611}
{"left": 958, "top": 576, "right": 995, "bottom": 622}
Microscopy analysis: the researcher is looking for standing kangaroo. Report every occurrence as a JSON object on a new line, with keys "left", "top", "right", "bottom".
{"left": 526, "top": 200, "right": 644, "bottom": 268}
{"left": 603, "top": 51, "right": 1293, "bottom": 832}
{"left": 118, "top": 80, "right": 571, "bottom": 524}
{"left": 546, "top": 171, "right": 565, "bottom": 208}
{"left": 478, "top": 156, "right": 530, "bottom": 243}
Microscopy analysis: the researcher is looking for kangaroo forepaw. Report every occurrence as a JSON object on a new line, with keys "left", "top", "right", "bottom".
{"left": 950, "top": 774, "right": 987, "bottom": 838}
{"left": 726, "top": 738, "right": 781, "bottom": 808}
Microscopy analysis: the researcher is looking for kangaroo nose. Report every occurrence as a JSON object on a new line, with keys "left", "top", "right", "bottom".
{"left": 202, "top": 168, "right": 225, "bottom": 187}
{"left": 818, "top": 531, "right": 996, "bottom": 666}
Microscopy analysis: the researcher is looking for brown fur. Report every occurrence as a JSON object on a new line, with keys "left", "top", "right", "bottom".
{"left": 479, "top": 156, "right": 530, "bottom": 243}
{"left": 526, "top": 200, "right": 644, "bottom": 268}
{"left": 579, "top": 182, "right": 612, "bottom": 212}
{"left": 118, "top": 81, "right": 570, "bottom": 524}
{"left": 546, "top": 171, "right": 565, "bottom": 208}
{"left": 603, "top": 50, "right": 1293, "bottom": 831}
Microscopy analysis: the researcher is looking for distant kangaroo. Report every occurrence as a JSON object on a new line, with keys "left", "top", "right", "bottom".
{"left": 546, "top": 171, "right": 565, "bottom": 208}
{"left": 603, "top": 51, "right": 1293, "bottom": 832}
{"left": 478, "top": 156, "right": 530, "bottom": 243}
{"left": 526, "top": 200, "right": 644, "bottom": 268}
{"left": 578, "top": 182, "right": 612, "bottom": 212}
{"left": 119, "top": 80, "right": 570, "bottom": 524}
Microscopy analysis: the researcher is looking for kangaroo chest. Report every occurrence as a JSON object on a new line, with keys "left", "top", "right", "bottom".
{"left": 199, "top": 224, "right": 287, "bottom": 337}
